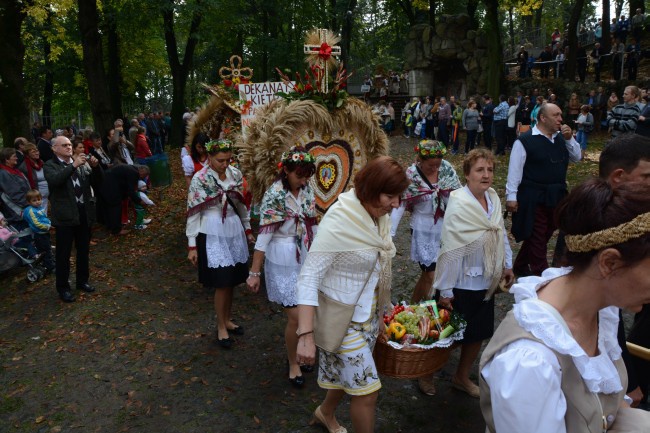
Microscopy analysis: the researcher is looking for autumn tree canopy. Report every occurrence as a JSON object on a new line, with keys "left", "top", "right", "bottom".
{"left": 0, "top": 0, "right": 614, "bottom": 145}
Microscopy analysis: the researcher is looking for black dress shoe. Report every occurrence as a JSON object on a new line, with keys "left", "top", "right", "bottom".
{"left": 59, "top": 291, "right": 76, "bottom": 303}
{"left": 217, "top": 337, "right": 233, "bottom": 349}
{"left": 288, "top": 375, "right": 305, "bottom": 388}
{"left": 77, "top": 283, "right": 96, "bottom": 293}
{"left": 300, "top": 364, "right": 315, "bottom": 373}
{"left": 229, "top": 326, "right": 244, "bottom": 335}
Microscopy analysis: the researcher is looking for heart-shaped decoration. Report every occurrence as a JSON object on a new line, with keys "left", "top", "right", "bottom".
{"left": 307, "top": 139, "right": 354, "bottom": 214}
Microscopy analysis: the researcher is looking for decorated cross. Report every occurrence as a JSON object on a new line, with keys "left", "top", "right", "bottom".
{"left": 219, "top": 55, "right": 253, "bottom": 86}
{"left": 303, "top": 28, "right": 342, "bottom": 93}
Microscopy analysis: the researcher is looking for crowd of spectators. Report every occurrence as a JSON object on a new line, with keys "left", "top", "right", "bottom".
{"left": 0, "top": 115, "right": 162, "bottom": 293}
{"left": 391, "top": 84, "right": 650, "bottom": 161}
{"left": 513, "top": 11, "right": 647, "bottom": 83}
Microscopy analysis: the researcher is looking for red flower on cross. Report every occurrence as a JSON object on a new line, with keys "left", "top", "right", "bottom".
{"left": 318, "top": 42, "right": 332, "bottom": 60}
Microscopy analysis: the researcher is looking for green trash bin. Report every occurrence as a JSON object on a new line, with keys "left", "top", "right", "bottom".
{"left": 145, "top": 153, "right": 172, "bottom": 187}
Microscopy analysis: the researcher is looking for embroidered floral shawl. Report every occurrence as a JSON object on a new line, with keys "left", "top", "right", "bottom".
{"left": 259, "top": 179, "right": 317, "bottom": 261}
{"left": 401, "top": 160, "right": 462, "bottom": 222}
{"left": 186, "top": 165, "right": 245, "bottom": 221}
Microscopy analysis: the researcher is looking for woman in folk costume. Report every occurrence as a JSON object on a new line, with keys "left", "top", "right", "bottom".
{"left": 480, "top": 178, "right": 650, "bottom": 433}
{"left": 246, "top": 146, "right": 318, "bottom": 388}
{"left": 295, "top": 156, "right": 408, "bottom": 433}
{"left": 431, "top": 148, "right": 515, "bottom": 398}
{"left": 391, "top": 140, "right": 462, "bottom": 301}
{"left": 390, "top": 139, "right": 462, "bottom": 395}
{"left": 186, "top": 139, "right": 255, "bottom": 349}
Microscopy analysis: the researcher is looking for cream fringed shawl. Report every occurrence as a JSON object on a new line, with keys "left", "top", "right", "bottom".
{"left": 310, "top": 189, "right": 396, "bottom": 318}
{"left": 430, "top": 187, "right": 505, "bottom": 299}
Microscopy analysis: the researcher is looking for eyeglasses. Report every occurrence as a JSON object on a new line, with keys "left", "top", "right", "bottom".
{"left": 54, "top": 143, "right": 72, "bottom": 148}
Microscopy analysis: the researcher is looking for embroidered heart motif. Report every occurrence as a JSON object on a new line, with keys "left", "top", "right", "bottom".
{"left": 306, "top": 139, "right": 354, "bottom": 214}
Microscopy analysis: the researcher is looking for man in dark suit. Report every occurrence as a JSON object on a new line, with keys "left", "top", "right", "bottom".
{"left": 44, "top": 136, "right": 103, "bottom": 302}
{"left": 36, "top": 126, "right": 54, "bottom": 162}
{"left": 99, "top": 164, "right": 146, "bottom": 235}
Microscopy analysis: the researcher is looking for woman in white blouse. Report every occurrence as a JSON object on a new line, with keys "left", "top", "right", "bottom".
{"left": 480, "top": 178, "right": 650, "bottom": 433}
{"left": 432, "top": 148, "right": 514, "bottom": 398}
{"left": 295, "top": 156, "right": 408, "bottom": 433}
{"left": 247, "top": 147, "right": 317, "bottom": 388}
{"left": 186, "top": 139, "right": 254, "bottom": 349}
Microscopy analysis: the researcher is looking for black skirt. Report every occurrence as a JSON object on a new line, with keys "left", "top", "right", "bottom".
{"left": 451, "top": 288, "right": 495, "bottom": 343}
{"left": 196, "top": 233, "right": 248, "bottom": 288}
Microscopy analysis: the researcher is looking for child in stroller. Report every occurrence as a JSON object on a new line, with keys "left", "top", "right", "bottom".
{"left": 0, "top": 210, "right": 48, "bottom": 282}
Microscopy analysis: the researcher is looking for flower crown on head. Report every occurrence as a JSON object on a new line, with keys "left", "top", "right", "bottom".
{"left": 277, "top": 146, "right": 316, "bottom": 170}
{"left": 415, "top": 140, "right": 447, "bottom": 159}
{"left": 205, "top": 139, "right": 233, "bottom": 153}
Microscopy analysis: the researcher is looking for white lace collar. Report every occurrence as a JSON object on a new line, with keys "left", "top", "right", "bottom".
{"left": 511, "top": 267, "right": 623, "bottom": 394}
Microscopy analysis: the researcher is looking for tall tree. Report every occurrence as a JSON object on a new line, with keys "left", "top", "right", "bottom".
{"left": 42, "top": 32, "right": 54, "bottom": 127}
{"left": 339, "top": 0, "right": 358, "bottom": 69}
{"left": 0, "top": 0, "right": 31, "bottom": 143}
{"left": 602, "top": 0, "right": 611, "bottom": 53}
{"left": 393, "top": 0, "right": 417, "bottom": 26}
{"left": 78, "top": 0, "right": 114, "bottom": 136}
{"left": 563, "top": 0, "right": 585, "bottom": 81}
{"left": 428, "top": 0, "right": 436, "bottom": 28}
{"left": 629, "top": 0, "right": 643, "bottom": 15}
{"left": 105, "top": 2, "right": 123, "bottom": 119}
{"left": 483, "top": 0, "right": 504, "bottom": 98}
{"left": 467, "top": 0, "right": 480, "bottom": 28}
{"left": 614, "top": 0, "right": 624, "bottom": 19}
{"left": 161, "top": 0, "right": 203, "bottom": 147}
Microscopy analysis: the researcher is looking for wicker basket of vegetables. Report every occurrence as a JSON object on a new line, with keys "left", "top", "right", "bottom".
{"left": 373, "top": 301, "right": 465, "bottom": 379}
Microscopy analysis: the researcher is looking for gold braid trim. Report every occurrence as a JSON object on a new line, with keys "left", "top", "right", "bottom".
{"left": 565, "top": 212, "right": 650, "bottom": 253}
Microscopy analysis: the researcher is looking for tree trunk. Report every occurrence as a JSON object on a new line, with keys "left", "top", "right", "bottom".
{"left": 467, "top": 0, "right": 479, "bottom": 29}
{"left": 523, "top": 15, "right": 533, "bottom": 34}
{"left": 564, "top": 0, "right": 585, "bottom": 81}
{"left": 483, "top": 0, "right": 503, "bottom": 98}
{"left": 533, "top": 0, "right": 544, "bottom": 28}
{"left": 396, "top": 0, "right": 416, "bottom": 26}
{"left": 629, "top": 0, "right": 644, "bottom": 14}
{"left": 0, "top": 0, "right": 31, "bottom": 143}
{"left": 105, "top": 4, "right": 123, "bottom": 119}
{"left": 261, "top": 8, "right": 268, "bottom": 81}
{"left": 615, "top": 0, "right": 624, "bottom": 19}
{"left": 429, "top": 0, "right": 436, "bottom": 28}
{"left": 340, "top": 0, "right": 357, "bottom": 69}
{"left": 509, "top": 7, "right": 515, "bottom": 56}
{"left": 603, "top": 0, "right": 611, "bottom": 53}
{"left": 78, "top": 0, "right": 114, "bottom": 136}
{"left": 162, "top": 0, "right": 202, "bottom": 148}
{"left": 330, "top": 0, "right": 338, "bottom": 33}
{"left": 43, "top": 34, "right": 54, "bottom": 128}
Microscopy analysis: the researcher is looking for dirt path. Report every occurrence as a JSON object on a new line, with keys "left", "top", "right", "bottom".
{"left": 0, "top": 136, "right": 598, "bottom": 432}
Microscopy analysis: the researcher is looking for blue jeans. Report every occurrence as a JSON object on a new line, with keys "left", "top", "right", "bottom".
{"left": 438, "top": 122, "right": 449, "bottom": 145}
{"left": 576, "top": 130, "right": 588, "bottom": 150}
{"left": 465, "top": 129, "right": 477, "bottom": 153}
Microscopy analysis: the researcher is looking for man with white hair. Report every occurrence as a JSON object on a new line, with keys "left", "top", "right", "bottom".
{"left": 44, "top": 135, "right": 103, "bottom": 302}
{"left": 506, "top": 102, "right": 581, "bottom": 277}
{"left": 128, "top": 118, "right": 139, "bottom": 146}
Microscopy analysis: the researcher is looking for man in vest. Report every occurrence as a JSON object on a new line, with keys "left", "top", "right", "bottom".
{"left": 505, "top": 103, "right": 581, "bottom": 277}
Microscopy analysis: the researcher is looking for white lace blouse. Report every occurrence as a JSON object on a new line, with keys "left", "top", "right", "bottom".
{"left": 481, "top": 267, "right": 624, "bottom": 433}
{"left": 297, "top": 249, "right": 380, "bottom": 323}
{"left": 185, "top": 167, "right": 251, "bottom": 248}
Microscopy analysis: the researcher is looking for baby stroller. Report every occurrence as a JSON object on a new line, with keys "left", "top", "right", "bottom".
{"left": 0, "top": 224, "right": 47, "bottom": 282}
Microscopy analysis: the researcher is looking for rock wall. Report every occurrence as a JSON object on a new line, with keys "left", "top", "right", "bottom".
{"left": 405, "top": 14, "right": 488, "bottom": 98}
